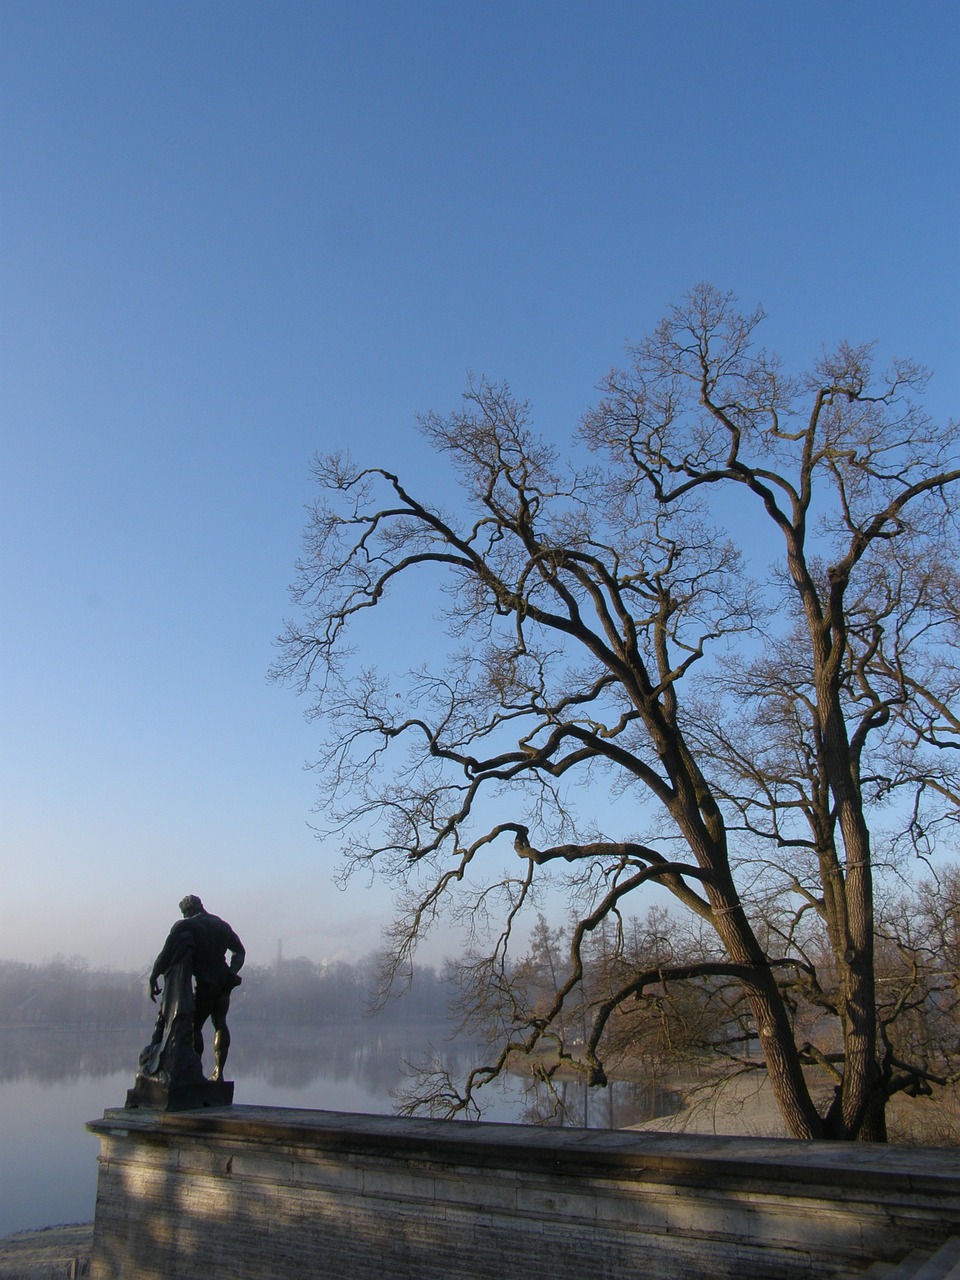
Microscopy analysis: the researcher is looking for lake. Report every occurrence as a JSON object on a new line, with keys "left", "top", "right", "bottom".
{"left": 0, "top": 1022, "right": 676, "bottom": 1236}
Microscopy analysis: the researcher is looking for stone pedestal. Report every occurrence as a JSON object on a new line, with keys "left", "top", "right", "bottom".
{"left": 125, "top": 1073, "right": 234, "bottom": 1111}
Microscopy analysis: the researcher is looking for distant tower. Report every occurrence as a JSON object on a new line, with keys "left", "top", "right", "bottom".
{"left": 275, "top": 939, "right": 283, "bottom": 972}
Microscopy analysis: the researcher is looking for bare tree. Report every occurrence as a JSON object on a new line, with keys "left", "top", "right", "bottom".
{"left": 276, "top": 284, "right": 960, "bottom": 1140}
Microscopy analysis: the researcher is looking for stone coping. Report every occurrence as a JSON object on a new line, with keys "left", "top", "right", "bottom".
{"left": 88, "top": 1105, "right": 960, "bottom": 1196}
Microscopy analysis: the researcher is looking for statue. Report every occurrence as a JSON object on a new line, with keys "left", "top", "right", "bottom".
{"left": 126, "top": 895, "right": 245, "bottom": 1111}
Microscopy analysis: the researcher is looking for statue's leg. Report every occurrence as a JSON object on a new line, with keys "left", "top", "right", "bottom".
{"left": 193, "top": 994, "right": 211, "bottom": 1065}
{"left": 211, "top": 996, "right": 231, "bottom": 1081}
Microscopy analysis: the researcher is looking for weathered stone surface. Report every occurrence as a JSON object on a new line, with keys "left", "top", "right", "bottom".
{"left": 85, "top": 1106, "right": 960, "bottom": 1280}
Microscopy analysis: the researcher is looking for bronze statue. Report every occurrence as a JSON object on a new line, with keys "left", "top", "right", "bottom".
{"left": 127, "top": 895, "right": 245, "bottom": 1110}
{"left": 149, "top": 895, "right": 246, "bottom": 1080}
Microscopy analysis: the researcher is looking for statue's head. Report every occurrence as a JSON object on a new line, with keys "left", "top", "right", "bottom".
{"left": 179, "top": 894, "right": 204, "bottom": 918}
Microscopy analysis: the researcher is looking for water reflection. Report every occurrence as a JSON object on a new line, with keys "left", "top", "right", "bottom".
{"left": 232, "top": 1022, "right": 475, "bottom": 1098}
{"left": 0, "top": 1022, "right": 458, "bottom": 1093}
{"left": 0, "top": 1023, "right": 679, "bottom": 1124}
{"left": 0, "top": 1026, "right": 145, "bottom": 1084}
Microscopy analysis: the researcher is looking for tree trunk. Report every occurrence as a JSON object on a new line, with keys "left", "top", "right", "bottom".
{"left": 818, "top": 664, "right": 881, "bottom": 1140}
{"left": 747, "top": 974, "right": 824, "bottom": 1139}
{"left": 712, "top": 897, "right": 824, "bottom": 1139}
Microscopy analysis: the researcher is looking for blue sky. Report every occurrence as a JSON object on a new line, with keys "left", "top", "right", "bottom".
{"left": 1, "top": 1, "right": 957, "bottom": 971}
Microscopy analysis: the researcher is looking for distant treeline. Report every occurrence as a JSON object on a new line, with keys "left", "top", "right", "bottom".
{"left": 0, "top": 955, "right": 454, "bottom": 1030}
{"left": 237, "top": 957, "right": 453, "bottom": 1026}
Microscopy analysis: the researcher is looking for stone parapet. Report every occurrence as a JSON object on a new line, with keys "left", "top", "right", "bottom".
{"left": 86, "top": 1106, "right": 960, "bottom": 1279}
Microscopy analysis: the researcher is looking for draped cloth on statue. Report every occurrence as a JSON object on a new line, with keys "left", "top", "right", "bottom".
{"left": 138, "top": 945, "right": 205, "bottom": 1085}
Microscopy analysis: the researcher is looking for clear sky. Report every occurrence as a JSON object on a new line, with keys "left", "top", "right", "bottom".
{"left": 1, "top": 1, "right": 957, "bottom": 972}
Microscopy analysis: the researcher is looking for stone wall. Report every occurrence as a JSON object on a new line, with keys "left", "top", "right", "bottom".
{"left": 86, "top": 1106, "right": 960, "bottom": 1280}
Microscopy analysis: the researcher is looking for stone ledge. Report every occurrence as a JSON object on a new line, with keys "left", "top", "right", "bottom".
{"left": 85, "top": 1106, "right": 960, "bottom": 1280}
{"left": 87, "top": 1103, "right": 960, "bottom": 1195}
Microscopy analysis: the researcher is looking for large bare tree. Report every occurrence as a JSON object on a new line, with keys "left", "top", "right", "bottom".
{"left": 276, "top": 285, "right": 960, "bottom": 1140}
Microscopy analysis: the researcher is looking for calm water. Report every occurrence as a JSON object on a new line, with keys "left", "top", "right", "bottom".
{"left": 0, "top": 1023, "right": 675, "bottom": 1236}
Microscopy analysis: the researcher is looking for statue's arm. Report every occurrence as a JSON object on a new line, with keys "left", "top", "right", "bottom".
{"left": 148, "top": 928, "right": 178, "bottom": 998}
{"left": 228, "top": 930, "right": 245, "bottom": 974}
{"left": 149, "top": 959, "right": 164, "bottom": 1000}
